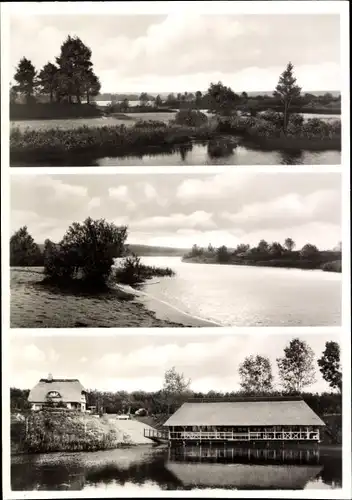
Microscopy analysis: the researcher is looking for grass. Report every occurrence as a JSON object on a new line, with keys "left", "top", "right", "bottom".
{"left": 10, "top": 111, "right": 341, "bottom": 165}
{"left": 10, "top": 267, "right": 183, "bottom": 328}
{"left": 10, "top": 121, "right": 214, "bottom": 164}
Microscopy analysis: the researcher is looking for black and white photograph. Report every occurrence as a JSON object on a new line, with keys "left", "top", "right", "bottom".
{"left": 10, "top": 172, "right": 342, "bottom": 328}
{"left": 9, "top": 13, "right": 341, "bottom": 166}
{"left": 1, "top": 1, "right": 350, "bottom": 499}
{"left": 10, "top": 333, "right": 342, "bottom": 492}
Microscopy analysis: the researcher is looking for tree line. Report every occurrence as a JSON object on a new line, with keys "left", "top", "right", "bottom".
{"left": 185, "top": 238, "right": 341, "bottom": 266}
{"left": 11, "top": 35, "right": 101, "bottom": 105}
{"left": 11, "top": 338, "right": 341, "bottom": 417}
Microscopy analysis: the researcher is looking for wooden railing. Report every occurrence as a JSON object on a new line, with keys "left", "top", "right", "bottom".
{"left": 168, "top": 430, "right": 320, "bottom": 441}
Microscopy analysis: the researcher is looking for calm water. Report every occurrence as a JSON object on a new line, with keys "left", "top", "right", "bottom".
{"left": 11, "top": 445, "right": 342, "bottom": 491}
{"left": 98, "top": 142, "right": 340, "bottom": 166}
{"left": 131, "top": 257, "right": 341, "bottom": 326}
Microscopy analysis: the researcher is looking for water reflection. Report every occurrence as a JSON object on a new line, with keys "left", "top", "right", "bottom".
{"left": 11, "top": 445, "right": 342, "bottom": 491}
{"left": 13, "top": 141, "right": 340, "bottom": 167}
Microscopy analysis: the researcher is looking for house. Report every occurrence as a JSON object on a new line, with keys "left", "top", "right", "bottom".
{"left": 28, "top": 374, "right": 87, "bottom": 412}
{"left": 162, "top": 397, "right": 325, "bottom": 443}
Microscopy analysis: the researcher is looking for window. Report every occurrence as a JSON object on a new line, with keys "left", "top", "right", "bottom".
{"left": 47, "top": 391, "right": 61, "bottom": 398}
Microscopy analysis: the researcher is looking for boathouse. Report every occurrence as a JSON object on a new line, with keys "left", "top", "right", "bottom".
{"left": 28, "top": 374, "right": 87, "bottom": 412}
{"left": 162, "top": 397, "right": 325, "bottom": 443}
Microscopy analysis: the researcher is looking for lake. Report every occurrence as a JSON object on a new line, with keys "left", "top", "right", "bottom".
{"left": 11, "top": 445, "right": 342, "bottom": 491}
{"left": 125, "top": 257, "right": 341, "bottom": 327}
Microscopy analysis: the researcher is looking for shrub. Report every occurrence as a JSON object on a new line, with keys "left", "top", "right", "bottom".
{"left": 260, "top": 109, "right": 283, "bottom": 127}
{"left": 43, "top": 217, "right": 128, "bottom": 288}
{"left": 174, "top": 109, "right": 208, "bottom": 127}
{"left": 133, "top": 120, "right": 167, "bottom": 129}
{"left": 321, "top": 260, "right": 342, "bottom": 272}
{"left": 113, "top": 253, "right": 175, "bottom": 285}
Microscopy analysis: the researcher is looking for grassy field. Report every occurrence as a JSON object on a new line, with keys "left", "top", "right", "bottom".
{"left": 10, "top": 112, "right": 177, "bottom": 131}
{"left": 10, "top": 267, "right": 183, "bottom": 328}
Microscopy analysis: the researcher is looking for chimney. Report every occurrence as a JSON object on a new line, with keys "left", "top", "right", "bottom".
{"left": 47, "top": 373, "right": 53, "bottom": 382}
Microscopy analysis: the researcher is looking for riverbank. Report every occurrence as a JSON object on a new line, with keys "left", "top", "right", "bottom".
{"left": 10, "top": 267, "right": 188, "bottom": 328}
{"left": 10, "top": 267, "right": 214, "bottom": 328}
{"left": 10, "top": 113, "right": 341, "bottom": 165}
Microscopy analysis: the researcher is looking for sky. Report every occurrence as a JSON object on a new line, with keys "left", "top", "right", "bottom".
{"left": 10, "top": 172, "right": 341, "bottom": 250}
{"left": 10, "top": 333, "right": 339, "bottom": 393}
{"left": 10, "top": 14, "right": 341, "bottom": 93}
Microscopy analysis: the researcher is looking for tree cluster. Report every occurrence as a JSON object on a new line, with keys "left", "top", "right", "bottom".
{"left": 238, "top": 339, "right": 342, "bottom": 394}
{"left": 11, "top": 36, "right": 101, "bottom": 105}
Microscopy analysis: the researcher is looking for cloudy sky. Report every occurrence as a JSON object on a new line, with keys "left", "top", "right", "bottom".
{"left": 11, "top": 172, "right": 341, "bottom": 250}
{"left": 10, "top": 14, "right": 340, "bottom": 92}
{"left": 10, "top": 333, "right": 339, "bottom": 393}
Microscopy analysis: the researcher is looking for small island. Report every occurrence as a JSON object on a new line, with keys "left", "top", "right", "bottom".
{"left": 182, "top": 239, "right": 342, "bottom": 273}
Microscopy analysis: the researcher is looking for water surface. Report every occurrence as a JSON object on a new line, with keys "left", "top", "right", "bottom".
{"left": 11, "top": 445, "right": 342, "bottom": 491}
{"left": 134, "top": 257, "right": 341, "bottom": 326}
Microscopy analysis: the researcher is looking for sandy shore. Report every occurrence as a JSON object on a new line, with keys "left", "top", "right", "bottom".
{"left": 10, "top": 267, "right": 210, "bottom": 328}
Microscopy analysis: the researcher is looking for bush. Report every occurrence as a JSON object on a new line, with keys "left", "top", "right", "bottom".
{"left": 44, "top": 217, "right": 128, "bottom": 288}
{"left": 321, "top": 260, "right": 342, "bottom": 272}
{"left": 134, "top": 120, "right": 167, "bottom": 129}
{"left": 260, "top": 110, "right": 283, "bottom": 127}
{"left": 113, "top": 254, "right": 175, "bottom": 285}
{"left": 174, "top": 109, "right": 208, "bottom": 127}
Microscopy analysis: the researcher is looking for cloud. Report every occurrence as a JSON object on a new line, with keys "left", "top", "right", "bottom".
{"left": 10, "top": 173, "right": 341, "bottom": 249}
{"left": 134, "top": 211, "right": 216, "bottom": 232}
{"left": 10, "top": 14, "right": 340, "bottom": 92}
{"left": 109, "top": 186, "right": 136, "bottom": 210}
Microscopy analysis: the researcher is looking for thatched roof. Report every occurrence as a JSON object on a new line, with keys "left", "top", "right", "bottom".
{"left": 164, "top": 400, "right": 325, "bottom": 427}
{"left": 28, "top": 378, "right": 86, "bottom": 403}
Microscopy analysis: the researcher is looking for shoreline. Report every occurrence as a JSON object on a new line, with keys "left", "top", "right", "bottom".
{"left": 10, "top": 267, "right": 210, "bottom": 328}
{"left": 181, "top": 257, "right": 341, "bottom": 273}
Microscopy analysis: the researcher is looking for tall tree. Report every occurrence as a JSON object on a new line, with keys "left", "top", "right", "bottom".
{"left": 300, "top": 243, "right": 319, "bottom": 259}
{"left": 139, "top": 92, "right": 149, "bottom": 106}
{"left": 274, "top": 62, "right": 302, "bottom": 133}
{"left": 162, "top": 367, "right": 191, "bottom": 415}
{"left": 239, "top": 355, "right": 273, "bottom": 393}
{"left": 284, "top": 237, "right": 296, "bottom": 252}
{"left": 37, "top": 62, "right": 58, "bottom": 103}
{"left": 13, "top": 57, "right": 37, "bottom": 104}
{"left": 277, "top": 338, "right": 316, "bottom": 393}
{"left": 216, "top": 245, "right": 230, "bottom": 263}
{"left": 195, "top": 90, "right": 202, "bottom": 109}
{"left": 257, "top": 239, "right": 270, "bottom": 253}
{"left": 55, "top": 35, "right": 94, "bottom": 104}
{"left": 269, "top": 241, "right": 284, "bottom": 257}
{"left": 208, "top": 81, "right": 240, "bottom": 116}
{"left": 10, "top": 226, "right": 42, "bottom": 266}
{"left": 154, "top": 94, "right": 163, "bottom": 108}
{"left": 318, "top": 341, "right": 342, "bottom": 392}
{"left": 83, "top": 71, "right": 101, "bottom": 104}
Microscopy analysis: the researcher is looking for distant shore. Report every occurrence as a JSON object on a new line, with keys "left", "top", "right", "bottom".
{"left": 182, "top": 256, "right": 342, "bottom": 273}
{"left": 10, "top": 267, "right": 211, "bottom": 328}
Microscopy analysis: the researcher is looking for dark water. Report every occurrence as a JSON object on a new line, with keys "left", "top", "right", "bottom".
{"left": 97, "top": 142, "right": 340, "bottom": 166}
{"left": 11, "top": 445, "right": 342, "bottom": 491}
